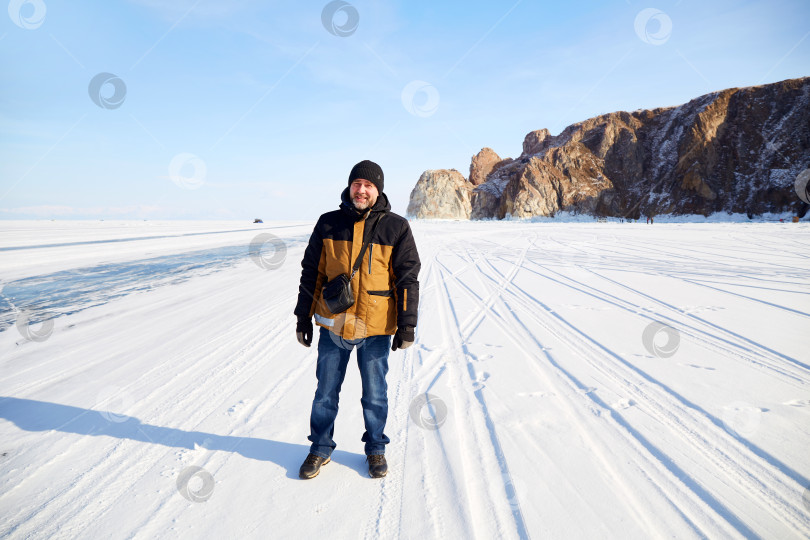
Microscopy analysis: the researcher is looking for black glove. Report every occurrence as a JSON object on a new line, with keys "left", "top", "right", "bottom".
{"left": 391, "top": 326, "right": 414, "bottom": 351}
{"left": 296, "top": 316, "right": 313, "bottom": 347}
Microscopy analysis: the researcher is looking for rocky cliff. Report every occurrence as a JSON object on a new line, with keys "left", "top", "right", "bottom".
{"left": 406, "top": 169, "right": 471, "bottom": 219}
{"left": 408, "top": 77, "right": 810, "bottom": 219}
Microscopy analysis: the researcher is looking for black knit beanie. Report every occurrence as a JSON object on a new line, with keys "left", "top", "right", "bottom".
{"left": 348, "top": 160, "right": 384, "bottom": 193}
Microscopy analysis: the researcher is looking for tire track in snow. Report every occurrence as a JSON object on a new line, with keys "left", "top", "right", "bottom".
{"left": 360, "top": 229, "right": 448, "bottom": 540}
{"left": 469, "top": 249, "right": 810, "bottom": 538}
{"left": 127, "top": 338, "right": 316, "bottom": 538}
{"left": 433, "top": 242, "right": 534, "bottom": 539}
{"left": 565, "top": 231, "right": 809, "bottom": 276}
{"left": 1, "top": 281, "right": 308, "bottom": 538}
{"left": 544, "top": 233, "right": 809, "bottom": 313}
{"left": 71, "top": 322, "right": 313, "bottom": 539}
{"left": 363, "top": 330, "right": 418, "bottom": 539}
{"left": 2, "top": 286, "right": 297, "bottom": 453}
{"left": 543, "top": 262, "right": 810, "bottom": 385}
{"left": 591, "top": 267, "right": 810, "bottom": 372}
{"left": 0, "top": 284, "right": 292, "bottom": 527}
{"left": 432, "top": 234, "right": 531, "bottom": 343}
{"left": 390, "top": 235, "right": 514, "bottom": 538}
{"left": 680, "top": 276, "right": 810, "bottom": 297}
{"left": 1, "top": 264, "right": 299, "bottom": 400}
{"left": 432, "top": 262, "right": 516, "bottom": 539}
{"left": 513, "top": 248, "right": 810, "bottom": 388}
{"left": 389, "top": 239, "right": 451, "bottom": 540}
{"left": 674, "top": 275, "right": 810, "bottom": 320}
{"left": 434, "top": 241, "right": 726, "bottom": 538}
{"left": 399, "top": 238, "right": 475, "bottom": 539}
{"left": 5, "top": 316, "right": 303, "bottom": 538}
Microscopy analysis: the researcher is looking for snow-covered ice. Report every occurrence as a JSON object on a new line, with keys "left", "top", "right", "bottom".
{"left": 1, "top": 219, "right": 809, "bottom": 539}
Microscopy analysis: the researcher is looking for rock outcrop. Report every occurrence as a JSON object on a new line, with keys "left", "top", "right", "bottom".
{"left": 408, "top": 77, "right": 810, "bottom": 219}
{"left": 406, "top": 169, "right": 471, "bottom": 219}
{"left": 469, "top": 147, "right": 511, "bottom": 186}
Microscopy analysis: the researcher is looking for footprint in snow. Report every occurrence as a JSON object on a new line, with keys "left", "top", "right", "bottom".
{"left": 682, "top": 305, "right": 725, "bottom": 314}
{"left": 681, "top": 363, "right": 716, "bottom": 371}
{"left": 518, "top": 391, "right": 550, "bottom": 398}
{"left": 722, "top": 402, "right": 765, "bottom": 438}
{"left": 613, "top": 398, "right": 636, "bottom": 409}
{"left": 227, "top": 400, "right": 249, "bottom": 415}
{"left": 783, "top": 398, "right": 810, "bottom": 407}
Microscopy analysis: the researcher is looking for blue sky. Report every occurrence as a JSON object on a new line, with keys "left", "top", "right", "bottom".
{"left": 1, "top": 0, "right": 808, "bottom": 221}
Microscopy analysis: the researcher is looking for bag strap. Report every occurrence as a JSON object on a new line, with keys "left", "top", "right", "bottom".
{"left": 349, "top": 214, "right": 384, "bottom": 279}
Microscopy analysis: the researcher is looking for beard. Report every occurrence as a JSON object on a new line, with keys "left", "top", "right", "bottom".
{"left": 352, "top": 196, "right": 373, "bottom": 211}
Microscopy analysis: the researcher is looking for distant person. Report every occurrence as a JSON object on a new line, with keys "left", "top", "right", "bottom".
{"left": 294, "top": 160, "right": 421, "bottom": 480}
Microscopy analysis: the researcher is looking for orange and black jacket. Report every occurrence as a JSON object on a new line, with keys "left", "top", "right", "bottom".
{"left": 294, "top": 188, "right": 420, "bottom": 340}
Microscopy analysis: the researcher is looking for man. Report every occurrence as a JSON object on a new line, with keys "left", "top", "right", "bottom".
{"left": 294, "top": 160, "right": 420, "bottom": 479}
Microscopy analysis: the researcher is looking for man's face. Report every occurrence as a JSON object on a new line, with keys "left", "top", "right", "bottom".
{"left": 349, "top": 178, "right": 378, "bottom": 211}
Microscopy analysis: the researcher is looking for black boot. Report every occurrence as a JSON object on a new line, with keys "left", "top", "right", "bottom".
{"left": 367, "top": 454, "right": 387, "bottom": 478}
{"left": 299, "top": 453, "right": 330, "bottom": 479}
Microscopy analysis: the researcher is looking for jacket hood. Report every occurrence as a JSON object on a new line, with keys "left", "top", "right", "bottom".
{"left": 340, "top": 187, "right": 391, "bottom": 220}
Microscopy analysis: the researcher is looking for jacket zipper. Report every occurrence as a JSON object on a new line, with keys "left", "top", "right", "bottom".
{"left": 368, "top": 243, "right": 373, "bottom": 274}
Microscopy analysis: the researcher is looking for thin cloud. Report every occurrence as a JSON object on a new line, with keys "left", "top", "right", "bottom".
{"left": 126, "top": 0, "right": 254, "bottom": 21}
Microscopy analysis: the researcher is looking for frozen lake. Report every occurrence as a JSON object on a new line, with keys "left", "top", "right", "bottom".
{"left": 1, "top": 219, "right": 809, "bottom": 539}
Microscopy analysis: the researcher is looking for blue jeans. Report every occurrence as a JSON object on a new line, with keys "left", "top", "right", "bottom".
{"left": 308, "top": 327, "right": 391, "bottom": 458}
